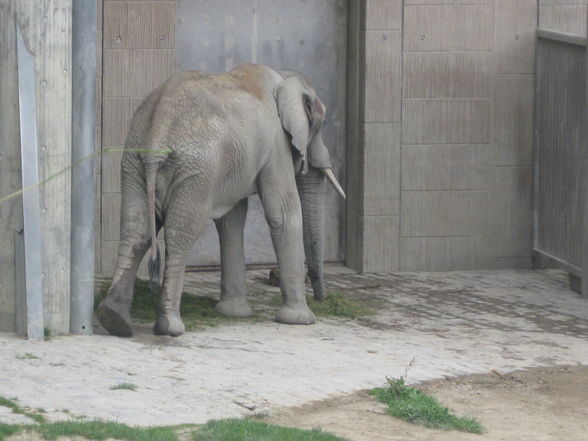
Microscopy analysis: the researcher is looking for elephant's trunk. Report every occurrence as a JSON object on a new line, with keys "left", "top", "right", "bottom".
{"left": 296, "top": 167, "right": 326, "bottom": 301}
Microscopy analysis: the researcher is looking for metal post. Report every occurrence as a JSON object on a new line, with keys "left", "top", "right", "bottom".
{"left": 70, "top": 0, "right": 97, "bottom": 334}
{"left": 17, "top": 23, "right": 45, "bottom": 341}
{"left": 583, "top": 12, "right": 588, "bottom": 298}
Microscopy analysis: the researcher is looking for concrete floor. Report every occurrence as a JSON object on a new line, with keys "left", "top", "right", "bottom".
{"left": 1, "top": 267, "right": 588, "bottom": 426}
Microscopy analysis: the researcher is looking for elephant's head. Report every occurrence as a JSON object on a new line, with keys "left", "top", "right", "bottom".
{"left": 274, "top": 73, "right": 345, "bottom": 301}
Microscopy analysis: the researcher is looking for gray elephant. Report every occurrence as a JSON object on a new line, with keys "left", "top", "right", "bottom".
{"left": 97, "top": 63, "right": 345, "bottom": 337}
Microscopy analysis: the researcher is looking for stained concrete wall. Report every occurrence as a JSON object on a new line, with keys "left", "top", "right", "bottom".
{"left": 0, "top": 0, "right": 73, "bottom": 334}
{"left": 348, "top": 0, "right": 537, "bottom": 272}
{"left": 95, "top": 0, "right": 542, "bottom": 275}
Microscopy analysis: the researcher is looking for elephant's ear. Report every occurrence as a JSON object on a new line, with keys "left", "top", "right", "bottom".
{"left": 275, "top": 76, "right": 310, "bottom": 174}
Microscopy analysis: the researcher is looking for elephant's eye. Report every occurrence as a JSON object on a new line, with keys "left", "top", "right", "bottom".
{"left": 303, "top": 95, "right": 313, "bottom": 116}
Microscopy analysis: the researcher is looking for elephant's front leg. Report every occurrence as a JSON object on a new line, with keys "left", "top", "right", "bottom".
{"left": 258, "top": 168, "right": 315, "bottom": 325}
{"left": 214, "top": 198, "right": 252, "bottom": 317}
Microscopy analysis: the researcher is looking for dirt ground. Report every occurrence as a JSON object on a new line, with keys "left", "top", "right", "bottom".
{"left": 268, "top": 365, "right": 588, "bottom": 441}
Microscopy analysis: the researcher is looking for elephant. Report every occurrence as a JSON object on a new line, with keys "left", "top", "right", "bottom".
{"left": 96, "top": 63, "right": 345, "bottom": 337}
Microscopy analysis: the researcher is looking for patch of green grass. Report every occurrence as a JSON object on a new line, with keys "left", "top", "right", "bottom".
{"left": 110, "top": 382, "right": 138, "bottom": 391}
{"left": 0, "top": 424, "right": 20, "bottom": 441}
{"left": 0, "top": 421, "right": 183, "bottom": 441}
{"left": 0, "top": 396, "right": 46, "bottom": 424}
{"left": 36, "top": 421, "right": 181, "bottom": 441}
{"left": 44, "top": 327, "right": 52, "bottom": 340}
{"left": 193, "top": 419, "right": 347, "bottom": 441}
{"left": 307, "top": 291, "right": 373, "bottom": 319}
{"left": 369, "top": 377, "right": 483, "bottom": 434}
{"left": 16, "top": 353, "right": 39, "bottom": 360}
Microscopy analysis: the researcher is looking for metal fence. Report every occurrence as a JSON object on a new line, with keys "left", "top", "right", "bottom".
{"left": 534, "top": 29, "right": 587, "bottom": 294}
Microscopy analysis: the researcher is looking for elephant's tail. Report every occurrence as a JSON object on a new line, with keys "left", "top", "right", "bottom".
{"left": 145, "top": 159, "right": 161, "bottom": 289}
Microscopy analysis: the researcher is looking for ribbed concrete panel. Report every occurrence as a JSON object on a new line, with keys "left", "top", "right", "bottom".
{"left": 104, "top": 1, "right": 174, "bottom": 49}
{"left": 363, "top": 123, "right": 401, "bottom": 215}
{"left": 403, "top": 52, "right": 491, "bottom": 98}
{"left": 101, "top": 149, "right": 123, "bottom": 194}
{"left": 404, "top": 4, "right": 493, "bottom": 51}
{"left": 365, "top": 0, "right": 402, "bottom": 30}
{"left": 400, "top": 236, "right": 490, "bottom": 271}
{"left": 102, "top": 193, "right": 121, "bottom": 241}
{"left": 362, "top": 216, "right": 399, "bottom": 272}
{"left": 539, "top": 4, "right": 588, "bottom": 36}
{"left": 402, "top": 145, "right": 490, "bottom": 191}
{"left": 494, "top": 74, "right": 534, "bottom": 166}
{"left": 364, "top": 30, "right": 402, "bottom": 122}
{"left": 103, "top": 49, "right": 175, "bottom": 97}
{"left": 401, "top": 191, "right": 489, "bottom": 237}
{"left": 495, "top": 0, "right": 537, "bottom": 74}
{"left": 102, "top": 98, "right": 134, "bottom": 146}
{"left": 489, "top": 166, "right": 533, "bottom": 258}
{"left": 402, "top": 99, "right": 491, "bottom": 144}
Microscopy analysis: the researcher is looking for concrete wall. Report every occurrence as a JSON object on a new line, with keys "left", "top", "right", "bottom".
{"left": 348, "top": 0, "right": 537, "bottom": 272}
{"left": 539, "top": 0, "right": 588, "bottom": 36}
{"left": 95, "top": 0, "right": 541, "bottom": 275}
{"left": 0, "top": 0, "right": 73, "bottom": 334}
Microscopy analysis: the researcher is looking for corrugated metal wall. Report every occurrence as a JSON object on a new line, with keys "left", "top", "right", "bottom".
{"left": 535, "top": 36, "right": 587, "bottom": 271}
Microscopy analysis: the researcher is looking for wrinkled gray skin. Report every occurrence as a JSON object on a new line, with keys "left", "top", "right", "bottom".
{"left": 97, "top": 63, "right": 340, "bottom": 337}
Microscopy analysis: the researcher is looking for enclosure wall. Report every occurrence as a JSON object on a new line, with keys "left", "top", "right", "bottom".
{"left": 346, "top": 0, "right": 537, "bottom": 272}
{"left": 95, "top": 0, "right": 541, "bottom": 275}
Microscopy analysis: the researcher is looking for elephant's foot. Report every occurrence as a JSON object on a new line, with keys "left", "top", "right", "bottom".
{"left": 215, "top": 298, "right": 253, "bottom": 318}
{"left": 154, "top": 314, "right": 185, "bottom": 337}
{"left": 97, "top": 298, "right": 133, "bottom": 337}
{"left": 275, "top": 304, "right": 316, "bottom": 325}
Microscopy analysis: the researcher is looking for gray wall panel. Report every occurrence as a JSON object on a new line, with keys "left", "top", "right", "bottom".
{"left": 402, "top": 145, "right": 490, "bottom": 191}
{"left": 400, "top": 236, "right": 490, "bottom": 271}
{"left": 495, "top": 0, "right": 536, "bottom": 74}
{"left": 402, "top": 99, "right": 491, "bottom": 145}
{"left": 363, "top": 123, "right": 401, "bottom": 216}
{"left": 403, "top": 52, "right": 491, "bottom": 99}
{"left": 176, "top": 0, "right": 348, "bottom": 265}
{"left": 493, "top": 74, "right": 534, "bottom": 166}
{"left": 401, "top": 190, "right": 489, "bottom": 237}
{"left": 404, "top": 4, "right": 493, "bottom": 51}
{"left": 364, "top": 30, "right": 402, "bottom": 122}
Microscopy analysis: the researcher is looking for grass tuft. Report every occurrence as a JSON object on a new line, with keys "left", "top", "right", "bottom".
{"left": 110, "top": 383, "right": 138, "bottom": 391}
{"left": 0, "top": 396, "right": 46, "bottom": 424}
{"left": 307, "top": 291, "right": 373, "bottom": 319}
{"left": 370, "top": 377, "right": 483, "bottom": 434}
{"left": 0, "top": 424, "right": 20, "bottom": 441}
{"left": 193, "top": 419, "right": 347, "bottom": 441}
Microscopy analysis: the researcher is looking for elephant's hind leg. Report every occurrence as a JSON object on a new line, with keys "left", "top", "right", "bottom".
{"left": 97, "top": 161, "right": 160, "bottom": 337}
{"left": 154, "top": 180, "right": 210, "bottom": 336}
{"left": 214, "top": 198, "right": 252, "bottom": 318}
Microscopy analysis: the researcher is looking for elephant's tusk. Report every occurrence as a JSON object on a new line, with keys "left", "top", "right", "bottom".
{"left": 321, "top": 168, "right": 346, "bottom": 200}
